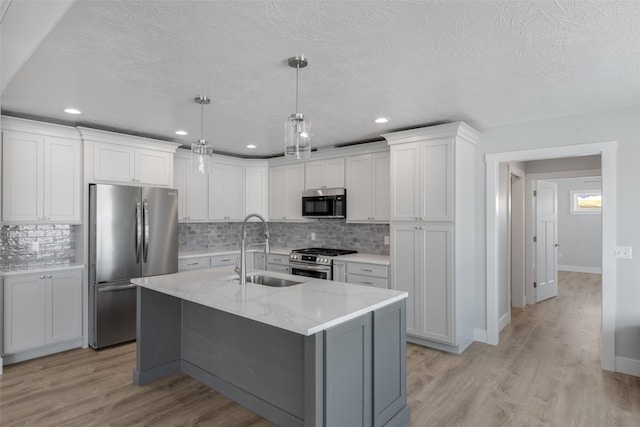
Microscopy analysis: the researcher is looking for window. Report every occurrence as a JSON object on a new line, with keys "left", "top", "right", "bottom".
{"left": 570, "top": 189, "right": 602, "bottom": 214}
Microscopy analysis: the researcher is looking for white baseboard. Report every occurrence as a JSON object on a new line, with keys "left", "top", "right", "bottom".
{"left": 558, "top": 265, "right": 602, "bottom": 274}
{"left": 616, "top": 356, "right": 640, "bottom": 377}
{"left": 498, "top": 312, "right": 510, "bottom": 332}
{"left": 474, "top": 328, "right": 487, "bottom": 343}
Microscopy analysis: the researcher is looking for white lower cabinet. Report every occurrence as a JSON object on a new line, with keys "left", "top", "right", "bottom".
{"left": 332, "top": 260, "right": 389, "bottom": 288}
{"left": 210, "top": 253, "right": 238, "bottom": 268}
{"left": 178, "top": 256, "right": 211, "bottom": 271}
{"left": 266, "top": 253, "right": 290, "bottom": 274}
{"left": 391, "top": 224, "right": 454, "bottom": 345}
{"left": 3, "top": 269, "right": 82, "bottom": 355}
{"left": 253, "top": 252, "right": 266, "bottom": 270}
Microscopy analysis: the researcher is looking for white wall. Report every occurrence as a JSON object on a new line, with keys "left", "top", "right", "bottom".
{"left": 476, "top": 104, "right": 640, "bottom": 363}
{"left": 549, "top": 177, "right": 602, "bottom": 273}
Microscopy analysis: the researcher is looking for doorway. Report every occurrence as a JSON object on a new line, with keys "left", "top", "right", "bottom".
{"left": 486, "top": 141, "right": 616, "bottom": 371}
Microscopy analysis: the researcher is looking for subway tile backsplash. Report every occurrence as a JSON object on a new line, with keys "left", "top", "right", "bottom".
{"left": 0, "top": 224, "right": 81, "bottom": 270}
{"left": 179, "top": 220, "right": 389, "bottom": 255}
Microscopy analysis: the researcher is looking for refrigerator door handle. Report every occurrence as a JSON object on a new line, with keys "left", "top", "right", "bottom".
{"left": 143, "top": 200, "right": 150, "bottom": 263}
{"left": 136, "top": 201, "right": 142, "bottom": 263}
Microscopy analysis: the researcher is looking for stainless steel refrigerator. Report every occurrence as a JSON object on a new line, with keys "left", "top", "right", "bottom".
{"left": 89, "top": 184, "right": 178, "bottom": 349}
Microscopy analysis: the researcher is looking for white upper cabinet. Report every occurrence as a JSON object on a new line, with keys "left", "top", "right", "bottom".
{"left": 304, "top": 158, "right": 344, "bottom": 189}
{"left": 92, "top": 142, "right": 135, "bottom": 183}
{"left": 345, "top": 152, "right": 389, "bottom": 222}
{"left": 389, "top": 138, "right": 453, "bottom": 222}
{"left": 174, "top": 151, "right": 267, "bottom": 223}
{"left": 174, "top": 154, "right": 208, "bottom": 222}
{"left": 269, "top": 164, "right": 305, "bottom": 221}
{"left": 209, "top": 163, "right": 244, "bottom": 221}
{"left": 80, "top": 127, "right": 180, "bottom": 187}
{"left": 2, "top": 121, "right": 81, "bottom": 224}
{"left": 245, "top": 165, "right": 268, "bottom": 219}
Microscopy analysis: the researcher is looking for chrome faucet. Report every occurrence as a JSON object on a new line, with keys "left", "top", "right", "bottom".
{"left": 238, "top": 213, "right": 270, "bottom": 286}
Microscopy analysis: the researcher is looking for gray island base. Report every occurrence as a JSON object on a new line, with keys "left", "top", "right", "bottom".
{"left": 133, "top": 286, "right": 410, "bottom": 426}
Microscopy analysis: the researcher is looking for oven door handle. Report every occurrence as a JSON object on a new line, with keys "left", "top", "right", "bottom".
{"left": 291, "top": 264, "right": 331, "bottom": 271}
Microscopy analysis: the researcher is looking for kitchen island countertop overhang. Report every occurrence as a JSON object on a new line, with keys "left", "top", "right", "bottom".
{"left": 131, "top": 266, "right": 407, "bottom": 336}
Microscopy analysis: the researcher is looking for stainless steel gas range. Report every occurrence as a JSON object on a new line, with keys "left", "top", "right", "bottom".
{"left": 289, "top": 247, "right": 357, "bottom": 280}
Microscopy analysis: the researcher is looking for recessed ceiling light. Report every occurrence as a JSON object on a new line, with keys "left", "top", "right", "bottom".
{"left": 373, "top": 117, "right": 389, "bottom": 124}
{"left": 246, "top": 144, "right": 257, "bottom": 149}
{"left": 64, "top": 108, "right": 81, "bottom": 115}
{"left": 175, "top": 130, "right": 188, "bottom": 136}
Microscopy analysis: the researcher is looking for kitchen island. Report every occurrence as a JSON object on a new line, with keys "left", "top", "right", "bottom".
{"left": 131, "top": 267, "right": 410, "bottom": 427}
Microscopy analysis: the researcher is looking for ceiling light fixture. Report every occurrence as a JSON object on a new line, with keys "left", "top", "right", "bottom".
{"left": 64, "top": 108, "right": 81, "bottom": 115}
{"left": 373, "top": 117, "right": 389, "bottom": 124}
{"left": 191, "top": 96, "right": 213, "bottom": 174}
{"left": 284, "top": 55, "right": 311, "bottom": 159}
{"left": 246, "top": 144, "right": 256, "bottom": 149}
{"left": 175, "top": 130, "right": 188, "bottom": 136}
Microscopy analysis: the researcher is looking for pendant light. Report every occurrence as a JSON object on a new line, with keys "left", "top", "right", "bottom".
{"left": 191, "top": 96, "right": 213, "bottom": 173}
{"left": 284, "top": 55, "right": 311, "bottom": 159}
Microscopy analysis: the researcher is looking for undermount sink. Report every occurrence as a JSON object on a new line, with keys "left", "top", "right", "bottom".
{"left": 243, "top": 274, "right": 302, "bottom": 287}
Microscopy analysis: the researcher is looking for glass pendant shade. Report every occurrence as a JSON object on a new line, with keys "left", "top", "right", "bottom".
{"left": 191, "top": 139, "right": 213, "bottom": 173}
{"left": 191, "top": 96, "right": 213, "bottom": 173}
{"left": 284, "top": 113, "right": 311, "bottom": 159}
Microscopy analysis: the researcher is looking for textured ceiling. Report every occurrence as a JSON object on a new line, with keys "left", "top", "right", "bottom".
{"left": 3, "top": 1, "right": 640, "bottom": 157}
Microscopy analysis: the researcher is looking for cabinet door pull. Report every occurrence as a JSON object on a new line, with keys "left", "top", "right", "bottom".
{"left": 361, "top": 269, "right": 373, "bottom": 272}
{"left": 360, "top": 281, "right": 373, "bottom": 285}
{"left": 220, "top": 258, "right": 231, "bottom": 262}
{"left": 47, "top": 275, "right": 52, "bottom": 279}
{"left": 40, "top": 275, "right": 45, "bottom": 279}
{"left": 186, "top": 262, "right": 199, "bottom": 266}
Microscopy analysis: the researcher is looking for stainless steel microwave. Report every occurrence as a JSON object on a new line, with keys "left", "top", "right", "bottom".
{"left": 302, "top": 188, "right": 346, "bottom": 218}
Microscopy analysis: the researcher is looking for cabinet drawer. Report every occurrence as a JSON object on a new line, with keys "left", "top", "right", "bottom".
{"left": 178, "top": 257, "right": 210, "bottom": 271}
{"left": 267, "top": 263, "right": 290, "bottom": 274}
{"left": 210, "top": 253, "right": 238, "bottom": 268}
{"left": 346, "top": 273, "right": 388, "bottom": 289}
{"left": 266, "top": 254, "right": 289, "bottom": 265}
{"left": 346, "top": 262, "right": 388, "bottom": 278}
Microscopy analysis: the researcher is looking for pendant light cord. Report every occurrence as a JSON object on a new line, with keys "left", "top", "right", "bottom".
{"left": 200, "top": 99, "right": 205, "bottom": 141}
{"left": 295, "top": 64, "right": 299, "bottom": 115}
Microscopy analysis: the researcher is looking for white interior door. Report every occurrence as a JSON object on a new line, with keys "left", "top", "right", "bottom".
{"left": 535, "top": 180, "right": 559, "bottom": 303}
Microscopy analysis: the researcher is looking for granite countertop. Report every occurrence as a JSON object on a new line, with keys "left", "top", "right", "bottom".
{"left": 0, "top": 263, "right": 86, "bottom": 277}
{"left": 179, "top": 246, "right": 290, "bottom": 259}
{"left": 131, "top": 265, "right": 406, "bottom": 336}
{"left": 333, "top": 253, "right": 390, "bottom": 265}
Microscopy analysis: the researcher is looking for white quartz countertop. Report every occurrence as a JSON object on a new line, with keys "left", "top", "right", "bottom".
{"left": 132, "top": 266, "right": 406, "bottom": 336}
{"left": 179, "top": 247, "right": 289, "bottom": 259}
{"left": 0, "top": 263, "right": 85, "bottom": 277}
{"left": 333, "top": 254, "right": 390, "bottom": 265}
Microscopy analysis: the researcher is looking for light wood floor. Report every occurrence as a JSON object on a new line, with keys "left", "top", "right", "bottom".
{"left": 1, "top": 272, "right": 639, "bottom": 426}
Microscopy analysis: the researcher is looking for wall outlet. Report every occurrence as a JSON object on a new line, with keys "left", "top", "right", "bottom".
{"left": 31, "top": 241, "right": 39, "bottom": 252}
{"left": 311, "top": 232, "right": 316, "bottom": 241}
{"left": 384, "top": 236, "right": 390, "bottom": 245}
{"left": 614, "top": 246, "right": 632, "bottom": 259}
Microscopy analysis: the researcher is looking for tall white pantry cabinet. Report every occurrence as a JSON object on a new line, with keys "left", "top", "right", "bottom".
{"left": 384, "top": 122, "right": 479, "bottom": 354}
